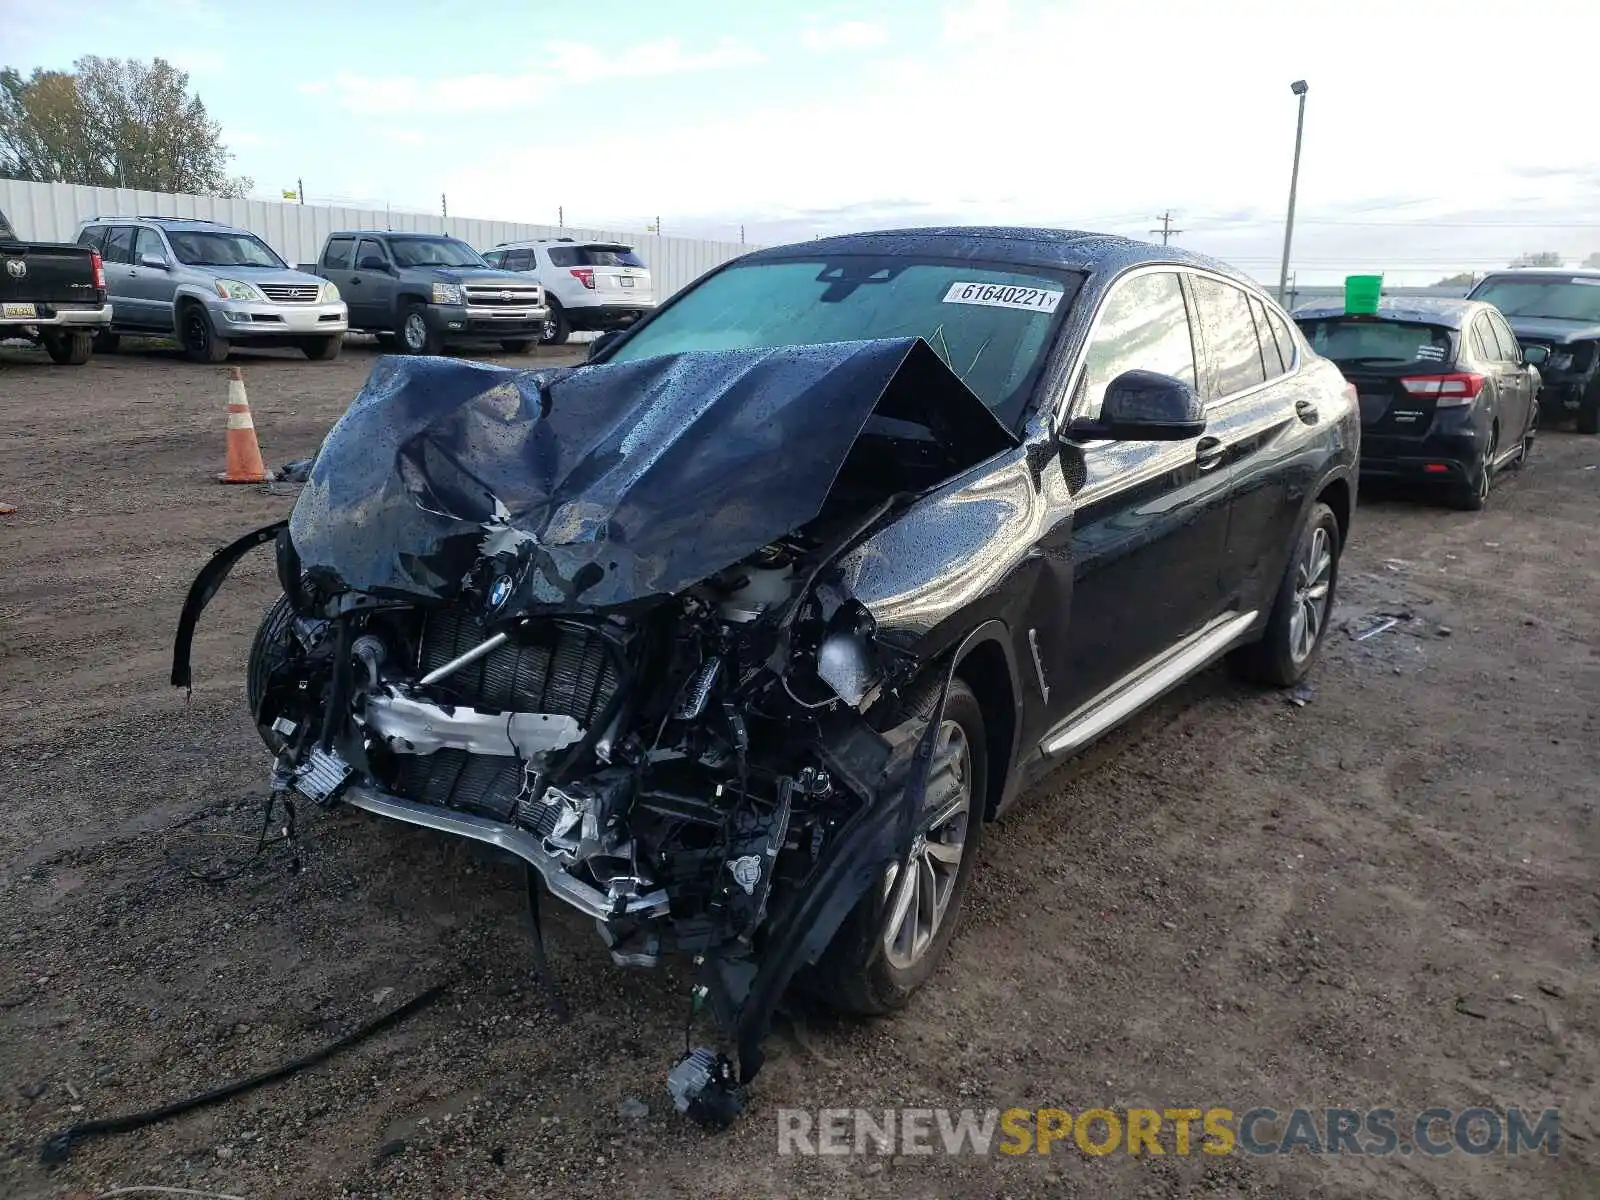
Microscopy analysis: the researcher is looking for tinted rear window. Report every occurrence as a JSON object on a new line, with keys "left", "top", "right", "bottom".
{"left": 1296, "top": 317, "right": 1453, "bottom": 367}
{"left": 547, "top": 244, "right": 644, "bottom": 268}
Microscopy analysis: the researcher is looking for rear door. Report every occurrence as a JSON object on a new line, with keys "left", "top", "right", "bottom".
{"left": 1187, "top": 276, "right": 1313, "bottom": 616}
{"left": 1484, "top": 308, "right": 1534, "bottom": 446}
{"left": 318, "top": 235, "right": 359, "bottom": 319}
{"left": 99, "top": 226, "right": 147, "bottom": 326}
{"left": 1034, "top": 268, "right": 1230, "bottom": 722}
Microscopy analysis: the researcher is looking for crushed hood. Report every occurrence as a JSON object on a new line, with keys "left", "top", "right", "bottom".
{"left": 287, "top": 339, "right": 1018, "bottom": 613}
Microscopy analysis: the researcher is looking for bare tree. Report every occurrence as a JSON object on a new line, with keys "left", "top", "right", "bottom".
{"left": 1509, "top": 251, "right": 1563, "bottom": 268}
{"left": 0, "top": 56, "right": 251, "bottom": 196}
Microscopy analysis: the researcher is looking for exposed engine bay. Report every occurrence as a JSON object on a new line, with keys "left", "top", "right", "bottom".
{"left": 171, "top": 339, "right": 1017, "bottom": 1125}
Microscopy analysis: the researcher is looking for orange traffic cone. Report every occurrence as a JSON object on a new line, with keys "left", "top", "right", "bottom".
{"left": 217, "top": 366, "right": 269, "bottom": 484}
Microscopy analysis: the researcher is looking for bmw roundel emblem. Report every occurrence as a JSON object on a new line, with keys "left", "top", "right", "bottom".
{"left": 488, "top": 574, "right": 514, "bottom": 610}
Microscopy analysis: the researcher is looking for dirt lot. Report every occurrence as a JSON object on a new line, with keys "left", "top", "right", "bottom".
{"left": 1, "top": 339, "right": 1597, "bottom": 1199}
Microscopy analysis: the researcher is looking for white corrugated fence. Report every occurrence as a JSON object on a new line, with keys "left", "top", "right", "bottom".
{"left": 0, "top": 179, "right": 755, "bottom": 299}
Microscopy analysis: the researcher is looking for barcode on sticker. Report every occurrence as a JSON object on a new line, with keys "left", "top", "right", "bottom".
{"left": 942, "top": 281, "right": 1063, "bottom": 312}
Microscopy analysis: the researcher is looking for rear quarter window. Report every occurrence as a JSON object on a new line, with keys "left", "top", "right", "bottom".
{"left": 1296, "top": 317, "right": 1453, "bottom": 367}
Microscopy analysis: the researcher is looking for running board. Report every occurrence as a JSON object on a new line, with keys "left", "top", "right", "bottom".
{"left": 1040, "top": 610, "right": 1258, "bottom": 758}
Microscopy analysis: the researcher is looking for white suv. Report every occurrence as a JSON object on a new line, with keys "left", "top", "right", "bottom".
{"left": 481, "top": 238, "right": 654, "bottom": 345}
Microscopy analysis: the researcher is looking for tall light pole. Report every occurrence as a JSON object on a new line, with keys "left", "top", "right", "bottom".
{"left": 1277, "top": 79, "right": 1309, "bottom": 306}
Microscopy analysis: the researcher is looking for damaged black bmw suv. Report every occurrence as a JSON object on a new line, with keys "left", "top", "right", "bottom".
{"left": 174, "top": 228, "right": 1358, "bottom": 1124}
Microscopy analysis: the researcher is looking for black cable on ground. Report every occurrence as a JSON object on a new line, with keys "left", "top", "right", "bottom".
{"left": 39, "top": 975, "right": 455, "bottom": 1166}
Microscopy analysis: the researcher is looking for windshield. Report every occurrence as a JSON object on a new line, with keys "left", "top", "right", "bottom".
{"left": 1469, "top": 277, "right": 1600, "bottom": 323}
{"left": 604, "top": 256, "right": 1082, "bottom": 422}
{"left": 167, "top": 230, "right": 285, "bottom": 269}
{"left": 389, "top": 237, "right": 486, "bottom": 268}
{"left": 1296, "top": 317, "right": 1454, "bottom": 367}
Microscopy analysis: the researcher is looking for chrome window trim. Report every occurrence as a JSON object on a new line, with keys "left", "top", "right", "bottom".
{"left": 1054, "top": 264, "right": 1302, "bottom": 429}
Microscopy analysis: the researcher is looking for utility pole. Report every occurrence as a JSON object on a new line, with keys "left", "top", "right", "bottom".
{"left": 297, "top": 177, "right": 304, "bottom": 205}
{"left": 740, "top": 224, "right": 745, "bottom": 245}
{"left": 1149, "top": 211, "right": 1182, "bottom": 245}
{"left": 441, "top": 193, "right": 448, "bottom": 231}
{"left": 1278, "top": 80, "right": 1310, "bottom": 304}
{"left": 558, "top": 205, "right": 564, "bottom": 228}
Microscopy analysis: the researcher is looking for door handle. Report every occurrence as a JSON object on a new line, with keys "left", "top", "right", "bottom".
{"left": 1195, "top": 436, "right": 1226, "bottom": 472}
{"left": 1295, "top": 399, "right": 1319, "bottom": 424}
{"left": 350, "top": 276, "right": 362, "bottom": 285}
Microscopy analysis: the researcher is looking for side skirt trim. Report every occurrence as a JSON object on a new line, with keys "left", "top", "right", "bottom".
{"left": 1039, "top": 609, "right": 1258, "bottom": 758}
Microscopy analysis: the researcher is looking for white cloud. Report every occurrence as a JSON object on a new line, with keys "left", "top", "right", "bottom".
{"left": 298, "top": 80, "right": 330, "bottom": 95}
{"left": 800, "top": 20, "right": 889, "bottom": 53}
{"left": 426, "top": 0, "right": 1600, "bottom": 284}
{"left": 547, "top": 36, "right": 763, "bottom": 83}
{"left": 940, "top": 0, "right": 1012, "bottom": 43}
{"left": 319, "top": 35, "right": 762, "bottom": 115}
{"left": 223, "top": 129, "right": 270, "bottom": 148}
{"left": 166, "top": 48, "right": 225, "bottom": 75}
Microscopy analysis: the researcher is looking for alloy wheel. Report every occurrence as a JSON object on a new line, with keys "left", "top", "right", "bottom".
{"left": 1288, "top": 525, "right": 1333, "bottom": 665}
{"left": 184, "top": 310, "right": 210, "bottom": 357}
{"left": 404, "top": 312, "right": 428, "bottom": 352}
{"left": 881, "top": 718, "right": 972, "bottom": 971}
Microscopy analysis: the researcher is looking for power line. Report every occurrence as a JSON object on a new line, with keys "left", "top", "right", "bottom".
{"left": 1149, "top": 211, "right": 1183, "bottom": 245}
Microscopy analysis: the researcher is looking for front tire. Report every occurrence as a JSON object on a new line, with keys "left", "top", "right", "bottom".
{"left": 399, "top": 303, "right": 442, "bottom": 355}
{"left": 43, "top": 330, "right": 93, "bottom": 365}
{"left": 180, "top": 302, "right": 229, "bottom": 363}
{"left": 1230, "top": 501, "right": 1341, "bottom": 687}
{"left": 808, "top": 678, "right": 987, "bottom": 1015}
{"left": 1577, "top": 379, "right": 1600, "bottom": 435}
{"left": 300, "top": 334, "right": 343, "bottom": 361}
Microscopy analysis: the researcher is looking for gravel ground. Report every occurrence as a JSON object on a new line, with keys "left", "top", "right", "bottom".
{"left": 1, "top": 340, "right": 1597, "bottom": 1199}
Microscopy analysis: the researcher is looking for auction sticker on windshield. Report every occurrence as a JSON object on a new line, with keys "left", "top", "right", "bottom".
{"left": 942, "top": 281, "right": 1063, "bottom": 313}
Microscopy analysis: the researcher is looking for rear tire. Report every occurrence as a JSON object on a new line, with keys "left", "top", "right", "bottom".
{"left": 807, "top": 678, "right": 987, "bottom": 1016}
{"left": 300, "top": 334, "right": 343, "bottom": 361}
{"left": 1229, "top": 501, "right": 1341, "bottom": 687}
{"left": 180, "top": 302, "right": 229, "bottom": 363}
{"left": 1450, "top": 426, "right": 1496, "bottom": 511}
{"left": 43, "top": 330, "right": 93, "bottom": 365}
{"left": 539, "top": 302, "right": 570, "bottom": 346}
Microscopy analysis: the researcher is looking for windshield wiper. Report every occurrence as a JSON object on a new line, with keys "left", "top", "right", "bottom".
{"left": 1336, "top": 356, "right": 1412, "bottom": 365}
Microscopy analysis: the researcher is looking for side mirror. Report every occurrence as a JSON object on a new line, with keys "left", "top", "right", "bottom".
{"left": 588, "top": 329, "right": 626, "bottom": 361}
{"left": 139, "top": 253, "right": 169, "bottom": 270}
{"left": 1521, "top": 345, "right": 1550, "bottom": 366}
{"left": 1065, "top": 370, "right": 1206, "bottom": 441}
{"left": 357, "top": 256, "right": 389, "bottom": 272}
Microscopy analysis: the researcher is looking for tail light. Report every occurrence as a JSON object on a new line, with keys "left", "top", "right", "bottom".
{"left": 570, "top": 267, "right": 595, "bottom": 289}
{"left": 1400, "top": 373, "right": 1485, "bottom": 406}
{"left": 90, "top": 249, "right": 106, "bottom": 291}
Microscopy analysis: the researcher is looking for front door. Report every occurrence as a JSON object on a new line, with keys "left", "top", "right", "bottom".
{"left": 348, "top": 237, "right": 394, "bottom": 328}
{"left": 1030, "top": 268, "right": 1234, "bottom": 732}
{"left": 121, "top": 226, "right": 178, "bottom": 331}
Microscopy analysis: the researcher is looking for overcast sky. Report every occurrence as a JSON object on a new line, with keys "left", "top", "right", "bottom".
{"left": 6, "top": 0, "right": 1600, "bottom": 284}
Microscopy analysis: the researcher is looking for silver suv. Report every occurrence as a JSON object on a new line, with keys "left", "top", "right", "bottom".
{"left": 75, "top": 216, "right": 348, "bottom": 363}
